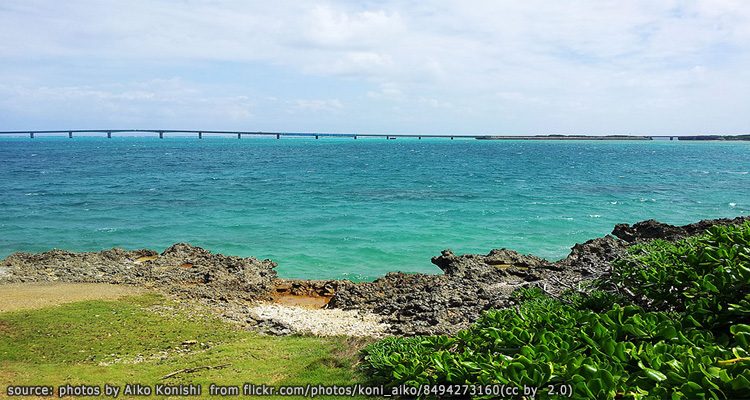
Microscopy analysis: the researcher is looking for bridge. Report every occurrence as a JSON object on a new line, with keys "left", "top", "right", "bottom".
{"left": 0, "top": 130, "right": 743, "bottom": 141}
{"left": 0, "top": 129, "right": 468, "bottom": 140}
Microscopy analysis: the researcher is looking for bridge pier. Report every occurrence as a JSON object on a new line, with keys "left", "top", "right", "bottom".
{"left": 276, "top": 134, "right": 280, "bottom": 139}
{"left": 353, "top": 135, "right": 357, "bottom": 139}
{"left": 237, "top": 133, "right": 241, "bottom": 139}
{"left": 30, "top": 132, "right": 34, "bottom": 139}
{"left": 107, "top": 131, "right": 111, "bottom": 139}
{"left": 198, "top": 132, "right": 202, "bottom": 139}
{"left": 159, "top": 132, "right": 163, "bottom": 139}
{"left": 68, "top": 131, "right": 73, "bottom": 139}
{"left": 315, "top": 135, "right": 319, "bottom": 139}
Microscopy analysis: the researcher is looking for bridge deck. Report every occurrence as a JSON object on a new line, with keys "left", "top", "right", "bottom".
{"left": 0, "top": 129, "right": 468, "bottom": 139}
{"left": 0, "top": 130, "right": 727, "bottom": 141}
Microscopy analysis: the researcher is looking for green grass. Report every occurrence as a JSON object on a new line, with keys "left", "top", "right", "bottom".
{"left": 0, "top": 294, "right": 372, "bottom": 399}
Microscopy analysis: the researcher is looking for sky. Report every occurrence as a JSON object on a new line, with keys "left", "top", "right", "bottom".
{"left": 1, "top": 0, "right": 749, "bottom": 136}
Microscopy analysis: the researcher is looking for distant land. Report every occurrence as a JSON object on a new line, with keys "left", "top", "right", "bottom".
{"left": 476, "top": 134, "right": 750, "bottom": 141}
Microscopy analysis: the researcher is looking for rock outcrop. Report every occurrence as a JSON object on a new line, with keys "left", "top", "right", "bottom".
{"left": 0, "top": 243, "right": 277, "bottom": 302}
{"left": 329, "top": 248, "right": 554, "bottom": 335}
{"left": 612, "top": 216, "right": 750, "bottom": 243}
{"left": 555, "top": 235, "right": 628, "bottom": 277}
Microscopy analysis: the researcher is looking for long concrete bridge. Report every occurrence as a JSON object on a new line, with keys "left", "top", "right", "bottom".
{"left": 0, "top": 129, "right": 471, "bottom": 140}
{"left": 0, "top": 130, "right": 741, "bottom": 141}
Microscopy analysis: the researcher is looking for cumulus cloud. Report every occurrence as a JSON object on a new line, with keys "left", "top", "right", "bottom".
{"left": 292, "top": 99, "right": 343, "bottom": 112}
{"left": 0, "top": 78, "right": 255, "bottom": 127}
{"left": 0, "top": 0, "right": 748, "bottom": 134}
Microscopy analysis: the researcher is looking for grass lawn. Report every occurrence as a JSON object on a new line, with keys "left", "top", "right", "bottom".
{"left": 0, "top": 293, "right": 374, "bottom": 399}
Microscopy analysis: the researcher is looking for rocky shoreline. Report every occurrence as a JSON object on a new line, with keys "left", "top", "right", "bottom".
{"left": 1, "top": 216, "right": 748, "bottom": 336}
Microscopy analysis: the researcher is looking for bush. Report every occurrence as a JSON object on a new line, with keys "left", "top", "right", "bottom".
{"left": 564, "top": 289, "right": 630, "bottom": 313}
{"left": 611, "top": 223, "right": 750, "bottom": 330}
{"left": 362, "top": 297, "right": 750, "bottom": 399}
{"left": 362, "top": 223, "right": 750, "bottom": 398}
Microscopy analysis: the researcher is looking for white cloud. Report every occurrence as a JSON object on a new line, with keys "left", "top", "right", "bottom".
{"left": 0, "top": 0, "right": 749, "bottom": 134}
{"left": 0, "top": 78, "right": 256, "bottom": 126}
{"left": 301, "top": 6, "right": 406, "bottom": 49}
{"left": 291, "top": 99, "right": 343, "bottom": 112}
{"left": 367, "top": 82, "right": 403, "bottom": 100}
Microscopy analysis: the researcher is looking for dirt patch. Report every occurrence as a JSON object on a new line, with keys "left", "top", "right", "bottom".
{"left": 0, "top": 283, "right": 147, "bottom": 313}
{"left": 272, "top": 293, "right": 330, "bottom": 308}
{"left": 0, "top": 320, "right": 12, "bottom": 334}
{"left": 269, "top": 279, "right": 338, "bottom": 308}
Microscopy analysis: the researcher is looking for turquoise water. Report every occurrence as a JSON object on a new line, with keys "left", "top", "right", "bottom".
{"left": 0, "top": 137, "right": 748, "bottom": 280}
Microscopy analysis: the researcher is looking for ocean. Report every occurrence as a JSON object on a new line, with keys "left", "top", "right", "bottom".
{"left": 0, "top": 136, "right": 748, "bottom": 280}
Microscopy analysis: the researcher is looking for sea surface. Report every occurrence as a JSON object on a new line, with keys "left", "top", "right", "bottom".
{"left": 0, "top": 136, "right": 748, "bottom": 280}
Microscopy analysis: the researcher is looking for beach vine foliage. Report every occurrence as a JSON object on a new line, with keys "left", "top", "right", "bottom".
{"left": 361, "top": 224, "right": 750, "bottom": 399}
{"left": 610, "top": 223, "right": 750, "bottom": 331}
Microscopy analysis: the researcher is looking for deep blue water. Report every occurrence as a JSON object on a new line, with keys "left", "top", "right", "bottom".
{"left": 0, "top": 136, "right": 748, "bottom": 280}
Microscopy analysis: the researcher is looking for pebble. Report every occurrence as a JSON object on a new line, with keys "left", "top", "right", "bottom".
{"left": 248, "top": 303, "right": 390, "bottom": 337}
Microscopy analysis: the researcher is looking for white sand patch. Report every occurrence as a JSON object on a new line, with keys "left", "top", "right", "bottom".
{"left": 248, "top": 303, "right": 390, "bottom": 337}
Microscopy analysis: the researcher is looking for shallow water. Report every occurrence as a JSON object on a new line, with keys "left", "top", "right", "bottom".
{"left": 1, "top": 137, "right": 748, "bottom": 280}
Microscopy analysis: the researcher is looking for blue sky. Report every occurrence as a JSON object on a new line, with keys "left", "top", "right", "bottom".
{"left": 1, "top": 0, "right": 749, "bottom": 135}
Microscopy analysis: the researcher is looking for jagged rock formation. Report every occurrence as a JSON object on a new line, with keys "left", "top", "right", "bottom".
{"left": 328, "top": 243, "right": 622, "bottom": 335}
{"left": 612, "top": 216, "right": 750, "bottom": 243}
{"left": 0, "top": 243, "right": 277, "bottom": 302}
{"left": 555, "top": 236, "right": 628, "bottom": 277}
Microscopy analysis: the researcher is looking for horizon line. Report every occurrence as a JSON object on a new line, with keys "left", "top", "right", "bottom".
{"left": 1, "top": 129, "right": 749, "bottom": 139}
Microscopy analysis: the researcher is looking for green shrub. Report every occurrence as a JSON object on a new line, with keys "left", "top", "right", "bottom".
{"left": 362, "top": 297, "right": 750, "bottom": 399}
{"left": 362, "top": 223, "right": 750, "bottom": 398}
{"left": 564, "top": 289, "right": 630, "bottom": 313}
{"left": 611, "top": 223, "right": 750, "bottom": 330}
{"left": 510, "top": 286, "right": 546, "bottom": 302}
